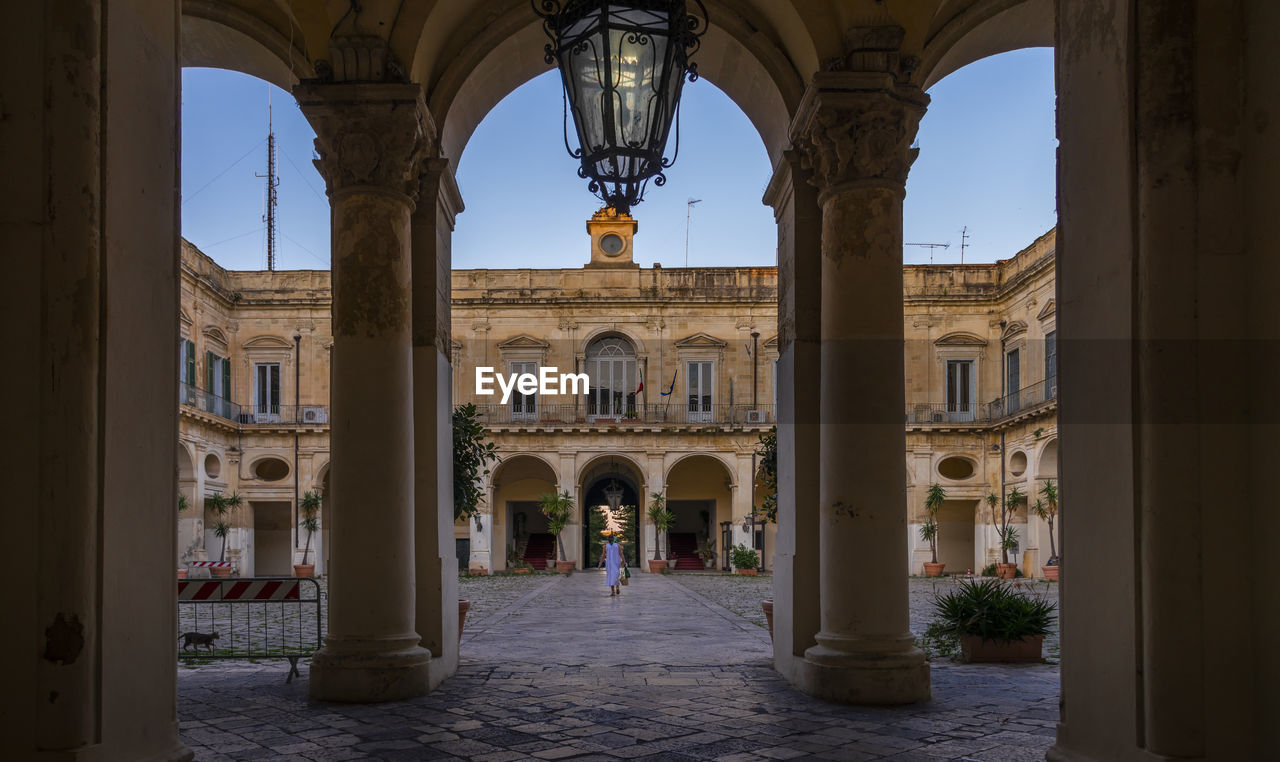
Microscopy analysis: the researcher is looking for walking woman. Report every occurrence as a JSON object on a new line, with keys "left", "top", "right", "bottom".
{"left": 598, "top": 534, "right": 626, "bottom": 596}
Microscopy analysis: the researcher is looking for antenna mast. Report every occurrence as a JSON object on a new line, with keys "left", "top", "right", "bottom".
{"left": 905, "top": 241, "right": 950, "bottom": 264}
{"left": 256, "top": 92, "right": 279, "bottom": 271}
{"left": 959, "top": 226, "right": 970, "bottom": 264}
{"left": 684, "top": 198, "right": 702, "bottom": 267}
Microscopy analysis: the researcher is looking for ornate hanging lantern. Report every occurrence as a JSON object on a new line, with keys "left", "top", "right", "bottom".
{"left": 533, "top": 0, "right": 708, "bottom": 213}
{"left": 603, "top": 478, "right": 624, "bottom": 512}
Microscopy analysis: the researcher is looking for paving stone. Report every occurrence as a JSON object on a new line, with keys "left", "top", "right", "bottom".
{"left": 179, "top": 574, "right": 1057, "bottom": 761}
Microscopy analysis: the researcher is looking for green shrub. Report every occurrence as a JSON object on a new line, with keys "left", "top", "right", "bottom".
{"left": 916, "top": 621, "right": 960, "bottom": 661}
{"left": 731, "top": 543, "right": 759, "bottom": 570}
{"left": 932, "top": 578, "right": 1056, "bottom": 643}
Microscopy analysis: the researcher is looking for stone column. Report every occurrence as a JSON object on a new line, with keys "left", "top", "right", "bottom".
{"left": 791, "top": 34, "right": 931, "bottom": 705}
{"left": 295, "top": 82, "right": 432, "bottom": 702}
{"left": 412, "top": 157, "right": 464, "bottom": 688}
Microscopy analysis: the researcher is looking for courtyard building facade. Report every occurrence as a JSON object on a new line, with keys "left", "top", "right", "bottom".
{"left": 179, "top": 216, "right": 1058, "bottom": 580}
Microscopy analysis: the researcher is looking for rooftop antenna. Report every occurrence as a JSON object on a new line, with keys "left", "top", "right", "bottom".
{"left": 959, "top": 226, "right": 970, "bottom": 265}
{"left": 256, "top": 89, "right": 279, "bottom": 271}
{"left": 905, "top": 241, "right": 950, "bottom": 264}
{"left": 684, "top": 198, "right": 702, "bottom": 267}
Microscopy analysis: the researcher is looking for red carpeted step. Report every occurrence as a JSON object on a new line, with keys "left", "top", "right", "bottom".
{"left": 522, "top": 533, "right": 556, "bottom": 568}
{"left": 666, "top": 533, "right": 703, "bottom": 570}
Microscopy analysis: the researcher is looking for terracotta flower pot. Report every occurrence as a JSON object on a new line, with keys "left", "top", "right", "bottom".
{"left": 176, "top": 568, "right": 188, "bottom": 580}
{"left": 293, "top": 563, "right": 314, "bottom": 578}
{"left": 556, "top": 560, "right": 575, "bottom": 574}
{"left": 1042, "top": 564, "right": 1059, "bottom": 581}
{"left": 762, "top": 600, "right": 774, "bottom": 642}
{"left": 457, "top": 599, "right": 470, "bottom": 643}
{"left": 923, "top": 562, "right": 946, "bottom": 577}
{"left": 513, "top": 567, "right": 530, "bottom": 574}
{"left": 996, "top": 562, "right": 1018, "bottom": 579}
{"left": 959, "top": 634, "right": 1044, "bottom": 663}
{"left": 210, "top": 566, "right": 233, "bottom": 578}
{"left": 648, "top": 559, "right": 667, "bottom": 574}
{"left": 737, "top": 568, "right": 758, "bottom": 576}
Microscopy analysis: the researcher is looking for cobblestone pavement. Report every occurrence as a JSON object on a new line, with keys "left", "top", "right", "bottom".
{"left": 179, "top": 571, "right": 1059, "bottom": 761}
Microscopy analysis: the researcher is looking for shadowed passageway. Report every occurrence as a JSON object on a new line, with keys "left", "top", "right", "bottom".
{"left": 179, "top": 573, "right": 1057, "bottom": 760}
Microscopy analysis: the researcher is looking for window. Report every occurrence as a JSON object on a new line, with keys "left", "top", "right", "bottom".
{"left": 1005, "top": 348, "right": 1021, "bottom": 413}
{"left": 945, "top": 359, "right": 975, "bottom": 421}
{"left": 510, "top": 361, "right": 537, "bottom": 420}
{"left": 205, "top": 350, "right": 231, "bottom": 418}
{"left": 179, "top": 339, "right": 196, "bottom": 405}
{"left": 586, "top": 336, "right": 636, "bottom": 420}
{"left": 1045, "top": 331, "right": 1057, "bottom": 398}
{"left": 254, "top": 362, "right": 281, "bottom": 421}
{"left": 687, "top": 360, "right": 713, "bottom": 422}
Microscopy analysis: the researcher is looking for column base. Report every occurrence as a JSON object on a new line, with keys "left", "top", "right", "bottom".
{"left": 308, "top": 637, "right": 431, "bottom": 703}
{"left": 796, "top": 639, "right": 931, "bottom": 705}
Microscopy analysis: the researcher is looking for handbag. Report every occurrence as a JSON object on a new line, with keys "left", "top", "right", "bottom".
{"left": 620, "top": 572, "right": 629, "bottom": 586}
{"left": 622, "top": 566, "right": 631, "bottom": 584}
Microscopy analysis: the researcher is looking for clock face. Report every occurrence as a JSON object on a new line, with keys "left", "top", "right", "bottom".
{"left": 600, "top": 233, "right": 624, "bottom": 256}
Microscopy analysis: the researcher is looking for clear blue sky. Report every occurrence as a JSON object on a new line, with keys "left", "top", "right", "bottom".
{"left": 180, "top": 47, "right": 1055, "bottom": 271}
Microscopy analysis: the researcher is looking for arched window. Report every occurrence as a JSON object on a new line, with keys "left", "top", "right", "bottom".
{"left": 586, "top": 336, "right": 636, "bottom": 419}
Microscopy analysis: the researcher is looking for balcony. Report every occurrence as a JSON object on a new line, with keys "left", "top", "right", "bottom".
{"left": 906, "top": 376, "right": 1058, "bottom": 427}
{"left": 179, "top": 383, "right": 329, "bottom": 428}
{"left": 472, "top": 403, "right": 776, "bottom": 429}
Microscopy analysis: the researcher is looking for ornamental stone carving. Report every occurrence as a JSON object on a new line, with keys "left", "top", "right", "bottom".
{"left": 792, "top": 77, "right": 927, "bottom": 194}
{"left": 294, "top": 83, "right": 437, "bottom": 202}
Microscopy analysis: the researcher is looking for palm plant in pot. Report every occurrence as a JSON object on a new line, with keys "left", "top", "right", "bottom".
{"left": 538, "top": 490, "right": 575, "bottom": 573}
{"left": 931, "top": 578, "right": 1056, "bottom": 662}
{"left": 204, "top": 491, "right": 242, "bottom": 577}
{"left": 987, "top": 487, "right": 1025, "bottom": 578}
{"left": 646, "top": 492, "right": 674, "bottom": 573}
{"left": 732, "top": 543, "right": 759, "bottom": 576}
{"left": 294, "top": 490, "right": 321, "bottom": 578}
{"left": 1034, "top": 479, "right": 1060, "bottom": 580}
{"left": 921, "top": 483, "right": 946, "bottom": 576}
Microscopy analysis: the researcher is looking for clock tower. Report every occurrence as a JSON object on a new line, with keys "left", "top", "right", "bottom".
{"left": 586, "top": 207, "right": 638, "bottom": 269}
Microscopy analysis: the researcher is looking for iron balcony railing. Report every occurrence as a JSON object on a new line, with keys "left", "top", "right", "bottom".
{"left": 906, "top": 375, "right": 1058, "bottom": 425}
{"left": 179, "top": 382, "right": 329, "bottom": 427}
{"left": 472, "top": 402, "right": 776, "bottom": 427}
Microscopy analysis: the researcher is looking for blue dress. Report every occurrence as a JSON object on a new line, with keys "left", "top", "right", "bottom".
{"left": 604, "top": 542, "right": 622, "bottom": 586}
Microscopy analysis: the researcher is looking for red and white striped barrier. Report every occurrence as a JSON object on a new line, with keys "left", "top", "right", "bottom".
{"left": 189, "top": 561, "right": 233, "bottom": 568}
{"left": 178, "top": 579, "right": 301, "bottom": 601}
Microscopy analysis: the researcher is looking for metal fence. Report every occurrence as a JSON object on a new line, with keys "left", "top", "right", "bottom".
{"left": 180, "top": 382, "right": 329, "bottom": 426}
{"left": 988, "top": 376, "right": 1058, "bottom": 420}
{"left": 177, "top": 577, "right": 323, "bottom": 682}
{"left": 906, "top": 376, "right": 1058, "bottom": 425}
{"left": 471, "top": 402, "right": 777, "bottom": 426}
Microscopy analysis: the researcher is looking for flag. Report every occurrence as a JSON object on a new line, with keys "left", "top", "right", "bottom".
{"left": 659, "top": 369, "right": 678, "bottom": 396}
{"left": 634, "top": 370, "right": 644, "bottom": 396}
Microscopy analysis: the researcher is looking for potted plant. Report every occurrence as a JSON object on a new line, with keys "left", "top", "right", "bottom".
{"left": 646, "top": 492, "right": 674, "bottom": 574}
{"left": 177, "top": 492, "right": 190, "bottom": 579}
{"left": 294, "top": 490, "right": 321, "bottom": 578}
{"left": 454, "top": 403, "right": 500, "bottom": 619}
{"left": 987, "top": 487, "right": 1025, "bottom": 578}
{"left": 204, "top": 491, "right": 242, "bottom": 577}
{"left": 1035, "top": 479, "right": 1060, "bottom": 580}
{"left": 921, "top": 483, "right": 946, "bottom": 576}
{"left": 538, "top": 490, "right": 575, "bottom": 573}
{"left": 755, "top": 426, "right": 778, "bottom": 523}
{"left": 732, "top": 543, "right": 759, "bottom": 575}
{"left": 931, "top": 578, "right": 1056, "bottom": 662}
{"left": 697, "top": 537, "right": 717, "bottom": 569}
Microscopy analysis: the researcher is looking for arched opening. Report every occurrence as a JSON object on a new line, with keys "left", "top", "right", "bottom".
{"left": 665, "top": 454, "right": 736, "bottom": 570}
{"left": 579, "top": 456, "right": 646, "bottom": 569}
{"left": 585, "top": 334, "right": 638, "bottom": 420}
{"left": 489, "top": 455, "right": 559, "bottom": 571}
{"left": 177, "top": 444, "right": 201, "bottom": 566}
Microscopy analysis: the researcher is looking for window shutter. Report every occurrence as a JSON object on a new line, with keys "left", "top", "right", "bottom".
{"left": 206, "top": 351, "right": 214, "bottom": 391}
{"left": 185, "top": 341, "right": 196, "bottom": 386}
{"left": 222, "top": 358, "right": 231, "bottom": 401}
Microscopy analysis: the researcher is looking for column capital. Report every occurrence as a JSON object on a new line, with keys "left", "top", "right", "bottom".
{"left": 790, "top": 26, "right": 929, "bottom": 199}
{"left": 294, "top": 82, "right": 437, "bottom": 204}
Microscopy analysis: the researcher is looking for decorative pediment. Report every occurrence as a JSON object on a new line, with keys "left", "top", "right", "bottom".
{"left": 1037, "top": 299, "right": 1056, "bottom": 321}
{"left": 1001, "top": 320, "right": 1028, "bottom": 341}
{"left": 674, "top": 332, "right": 727, "bottom": 348}
{"left": 762, "top": 334, "right": 779, "bottom": 350}
{"left": 242, "top": 335, "right": 295, "bottom": 349}
{"left": 497, "top": 334, "right": 550, "bottom": 350}
{"left": 202, "top": 326, "right": 229, "bottom": 348}
{"left": 934, "top": 331, "right": 987, "bottom": 347}
{"left": 179, "top": 308, "right": 193, "bottom": 328}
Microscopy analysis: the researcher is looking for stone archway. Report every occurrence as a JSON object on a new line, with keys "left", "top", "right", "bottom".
{"left": 578, "top": 455, "right": 648, "bottom": 570}
{"left": 488, "top": 454, "right": 560, "bottom": 571}
{"left": 664, "top": 453, "right": 737, "bottom": 570}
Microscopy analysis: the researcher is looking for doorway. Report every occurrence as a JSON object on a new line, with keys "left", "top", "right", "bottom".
{"left": 251, "top": 500, "right": 293, "bottom": 576}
